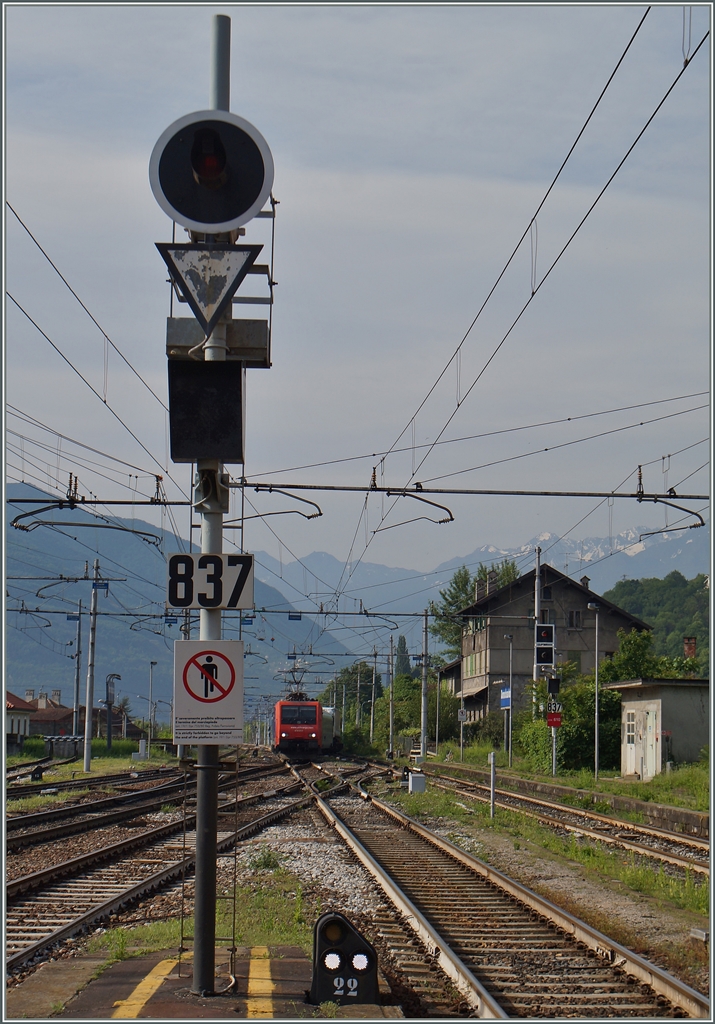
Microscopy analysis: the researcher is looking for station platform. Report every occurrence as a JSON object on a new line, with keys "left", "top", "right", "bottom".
{"left": 6, "top": 944, "right": 403, "bottom": 1019}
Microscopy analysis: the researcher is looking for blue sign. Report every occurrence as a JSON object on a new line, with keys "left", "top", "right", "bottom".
{"left": 500, "top": 687, "right": 511, "bottom": 709}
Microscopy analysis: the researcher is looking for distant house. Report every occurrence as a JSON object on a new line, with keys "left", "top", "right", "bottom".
{"left": 603, "top": 678, "right": 709, "bottom": 779}
{"left": 456, "top": 564, "right": 650, "bottom": 721}
{"left": 6, "top": 691, "right": 36, "bottom": 751}
{"left": 24, "top": 690, "right": 146, "bottom": 740}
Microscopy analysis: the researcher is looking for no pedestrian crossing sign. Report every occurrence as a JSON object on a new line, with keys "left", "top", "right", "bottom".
{"left": 173, "top": 640, "right": 243, "bottom": 743}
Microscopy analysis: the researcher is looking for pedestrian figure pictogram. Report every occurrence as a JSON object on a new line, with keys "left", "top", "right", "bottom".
{"left": 201, "top": 655, "right": 218, "bottom": 698}
{"left": 182, "top": 648, "right": 236, "bottom": 703}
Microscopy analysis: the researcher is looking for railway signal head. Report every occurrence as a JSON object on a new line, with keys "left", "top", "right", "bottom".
{"left": 536, "top": 646, "right": 554, "bottom": 666}
{"left": 535, "top": 623, "right": 554, "bottom": 646}
{"left": 310, "top": 912, "right": 378, "bottom": 1006}
{"left": 149, "top": 109, "right": 274, "bottom": 233}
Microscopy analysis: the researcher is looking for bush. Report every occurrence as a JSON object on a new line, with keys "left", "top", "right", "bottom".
{"left": 90, "top": 738, "right": 138, "bottom": 758}
{"left": 518, "top": 718, "right": 554, "bottom": 773}
{"left": 18, "top": 737, "right": 45, "bottom": 757}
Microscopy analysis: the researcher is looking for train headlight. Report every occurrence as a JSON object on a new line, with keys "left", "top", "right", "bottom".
{"left": 281, "top": 732, "right": 287, "bottom": 738}
{"left": 311, "top": 732, "right": 316, "bottom": 738}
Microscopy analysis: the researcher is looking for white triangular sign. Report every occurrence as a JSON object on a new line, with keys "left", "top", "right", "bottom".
{"left": 157, "top": 243, "right": 262, "bottom": 336}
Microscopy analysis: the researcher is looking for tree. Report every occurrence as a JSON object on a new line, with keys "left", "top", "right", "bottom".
{"left": 428, "top": 566, "right": 474, "bottom": 660}
{"left": 598, "top": 628, "right": 700, "bottom": 683}
{"left": 429, "top": 560, "right": 520, "bottom": 660}
{"left": 394, "top": 635, "right": 412, "bottom": 677}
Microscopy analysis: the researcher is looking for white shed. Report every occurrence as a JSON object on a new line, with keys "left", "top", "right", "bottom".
{"left": 603, "top": 678, "right": 709, "bottom": 780}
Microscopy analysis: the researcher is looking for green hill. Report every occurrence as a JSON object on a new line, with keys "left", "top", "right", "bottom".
{"left": 603, "top": 571, "right": 709, "bottom": 670}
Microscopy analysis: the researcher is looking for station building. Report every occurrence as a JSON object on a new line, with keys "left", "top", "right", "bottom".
{"left": 454, "top": 564, "right": 649, "bottom": 721}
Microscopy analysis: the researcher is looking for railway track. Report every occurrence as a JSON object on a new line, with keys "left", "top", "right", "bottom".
{"left": 6, "top": 763, "right": 291, "bottom": 851}
{"left": 311, "top": 783, "right": 708, "bottom": 1018}
{"left": 5, "top": 776, "right": 308, "bottom": 973}
{"left": 6, "top": 765, "right": 182, "bottom": 800}
{"left": 392, "top": 764, "right": 709, "bottom": 876}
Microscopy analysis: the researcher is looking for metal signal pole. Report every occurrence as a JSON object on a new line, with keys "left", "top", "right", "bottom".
{"left": 192, "top": 13, "right": 230, "bottom": 996}
{"left": 420, "top": 611, "right": 428, "bottom": 758}
{"left": 370, "top": 651, "right": 376, "bottom": 744}
{"left": 389, "top": 635, "right": 394, "bottom": 758}
{"left": 532, "top": 545, "right": 541, "bottom": 719}
{"left": 82, "top": 560, "right": 100, "bottom": 772}
{"left": 72, "top": 600, "right": 82, "bottom": 736}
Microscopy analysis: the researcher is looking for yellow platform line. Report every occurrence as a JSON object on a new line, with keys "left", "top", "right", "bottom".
{"left": 111, "top": 955, "right": 181, "bottom": 1018}
{"left": 246, "top": 945, "right": 275, "bottom": 1018}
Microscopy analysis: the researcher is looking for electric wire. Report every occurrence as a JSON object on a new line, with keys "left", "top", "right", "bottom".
{"left": 420, "top": 404, "right": 708, "bottom": 483}
{"left": 7, "top": 292, "right": 187, "bottom": 497}
{"left": 330, "top": 31, "right": 709, "bottom": 602}
{"left": 245, "top": 390, "right": 708, "bottom": 478}
{"left": 379, "top": 6, "right": 653, "bottom": 465}
{"left": 6, "top": 202, "right": 168, "bottom": 410}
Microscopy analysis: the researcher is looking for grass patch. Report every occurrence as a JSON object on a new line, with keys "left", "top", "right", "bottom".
{"left": 380, "top": 783, "right": 709, "bottom": 916}
{"left": 7, "top": 789, "right": 91, "bottom": 813}
{"left": 90, "top": 866, "right": 316, "bottom": 961}
{"left": 248, "top": 844, "right": 284, "bottom": 871}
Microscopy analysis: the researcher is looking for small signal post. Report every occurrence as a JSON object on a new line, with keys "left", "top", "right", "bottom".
{"left": 149, "top": 13, "right": 273, "bottom": 995}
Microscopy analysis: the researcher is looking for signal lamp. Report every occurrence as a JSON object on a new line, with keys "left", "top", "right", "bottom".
{"left": 322, "top": 951, "right": 342, "bottom": 971}
{"left": 536, "top": 647, "right": 554, "bottom": 665}
{"left": 191, "top": 128, "right": 228, "bottom": 189}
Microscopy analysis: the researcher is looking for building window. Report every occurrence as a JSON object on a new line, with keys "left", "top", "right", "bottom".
{"left": 566, "top": 651, "right": 582, "bottom": 673}
{"left": 568, "top": 610, "right": 582, "bottom": 629}
{"left": 542, "top": 586, "right": 552, "bottom": 600}
{"left": 540, "top": 609, "right": 553, "bottom": 624}
{"left": 626, "top": 711, "right": 635, "bottom": 744}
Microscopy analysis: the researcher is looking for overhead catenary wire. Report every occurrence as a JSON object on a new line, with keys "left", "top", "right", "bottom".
{"left": 245, "top": 391, "right": 709, "bottom": 478}
{"left": 6, "top": 202, "right": 168, "bottom": 411}
{"left": 6, "top": 293, "right": 187, "bottom": 497}
{"left": 329, "top": 30, "right": 709, "bottom": 603}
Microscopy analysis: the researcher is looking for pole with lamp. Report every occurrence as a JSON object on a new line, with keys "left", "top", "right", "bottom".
{"left": 504, "top": 634, "right": 513, "bottom": 768}
{"left": 587, "top": 603, "right": 600, "bottom": 780}
{"left": 104, "top": 674, "right": 120, "bottom": 752}
{"left": 156, "top": 698, "right": 174, "bottom": 744}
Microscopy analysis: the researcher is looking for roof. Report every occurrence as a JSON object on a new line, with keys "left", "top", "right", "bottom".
{"left": 603, "top": 677, "right": 709, "bottom": 691}
{"left": 461, "top": 563, "right": 651, "bottom": 630}
{"left": 6, "top": 691, "right": 37, "bottom": 713}
{"left": 29, "top": 706, "right": 75, "bottom": 723}
{"left": 438, "top": 657, "right": 462, "bottom": 676}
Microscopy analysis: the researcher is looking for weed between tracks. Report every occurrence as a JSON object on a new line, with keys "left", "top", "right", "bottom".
{"left": 379, "top": 784, "right": 710, "bottom": 916}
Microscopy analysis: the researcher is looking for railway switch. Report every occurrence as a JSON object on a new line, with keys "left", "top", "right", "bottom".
{"left": 310, "top": 912, "right": 378, "bottom": 1006}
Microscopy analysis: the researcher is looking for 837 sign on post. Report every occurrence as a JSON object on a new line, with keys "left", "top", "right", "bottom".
{"left": 166, "top": 553, "right": 254, "bottom": 610}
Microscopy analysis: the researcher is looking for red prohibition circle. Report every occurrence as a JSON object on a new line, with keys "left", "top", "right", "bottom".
{"left": 183, "top": 650, "right": 236, "bottom": 703}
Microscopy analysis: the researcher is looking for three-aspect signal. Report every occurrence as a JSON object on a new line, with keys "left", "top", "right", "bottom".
{"left": 310, "top": 912, "right": 378, "bottom": 1006}
{"left": 149, "top": 109, "right": 274, "bottom": 233}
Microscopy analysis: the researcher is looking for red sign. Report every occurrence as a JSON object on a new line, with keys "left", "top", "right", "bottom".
{"left": 547, "top": 712, "right": 562, "bottom": 728}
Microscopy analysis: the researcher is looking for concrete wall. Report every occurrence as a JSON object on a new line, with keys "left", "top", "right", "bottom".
{"left": 660, "top": 686, "right": 709, "bottom": 764}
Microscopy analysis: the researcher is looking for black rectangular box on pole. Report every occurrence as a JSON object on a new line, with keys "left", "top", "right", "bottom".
{"left": 168, "top": 360, "right": 245, "bottom": 463}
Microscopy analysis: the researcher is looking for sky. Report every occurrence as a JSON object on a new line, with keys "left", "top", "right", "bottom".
{"left": 4, "top": 3, "right": 712, "bottom": 588}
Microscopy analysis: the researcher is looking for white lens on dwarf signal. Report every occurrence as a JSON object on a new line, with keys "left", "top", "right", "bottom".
{"left": 323, "top": 952, "right": 342, "bottom": 970}
{"left": 352, "top": 953, "right": 369, "bottom": 971}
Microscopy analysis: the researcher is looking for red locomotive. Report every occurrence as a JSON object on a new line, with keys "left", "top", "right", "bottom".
{"left": 273, "top": 693, "right": 341, "bottom": 757}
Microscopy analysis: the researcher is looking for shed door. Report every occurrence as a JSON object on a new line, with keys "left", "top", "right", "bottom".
{"left": 625, "top": 711, "right": 636, "bottom": 775}
{"left": 645, "top": 709, "right": 657, "bottom": 778}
